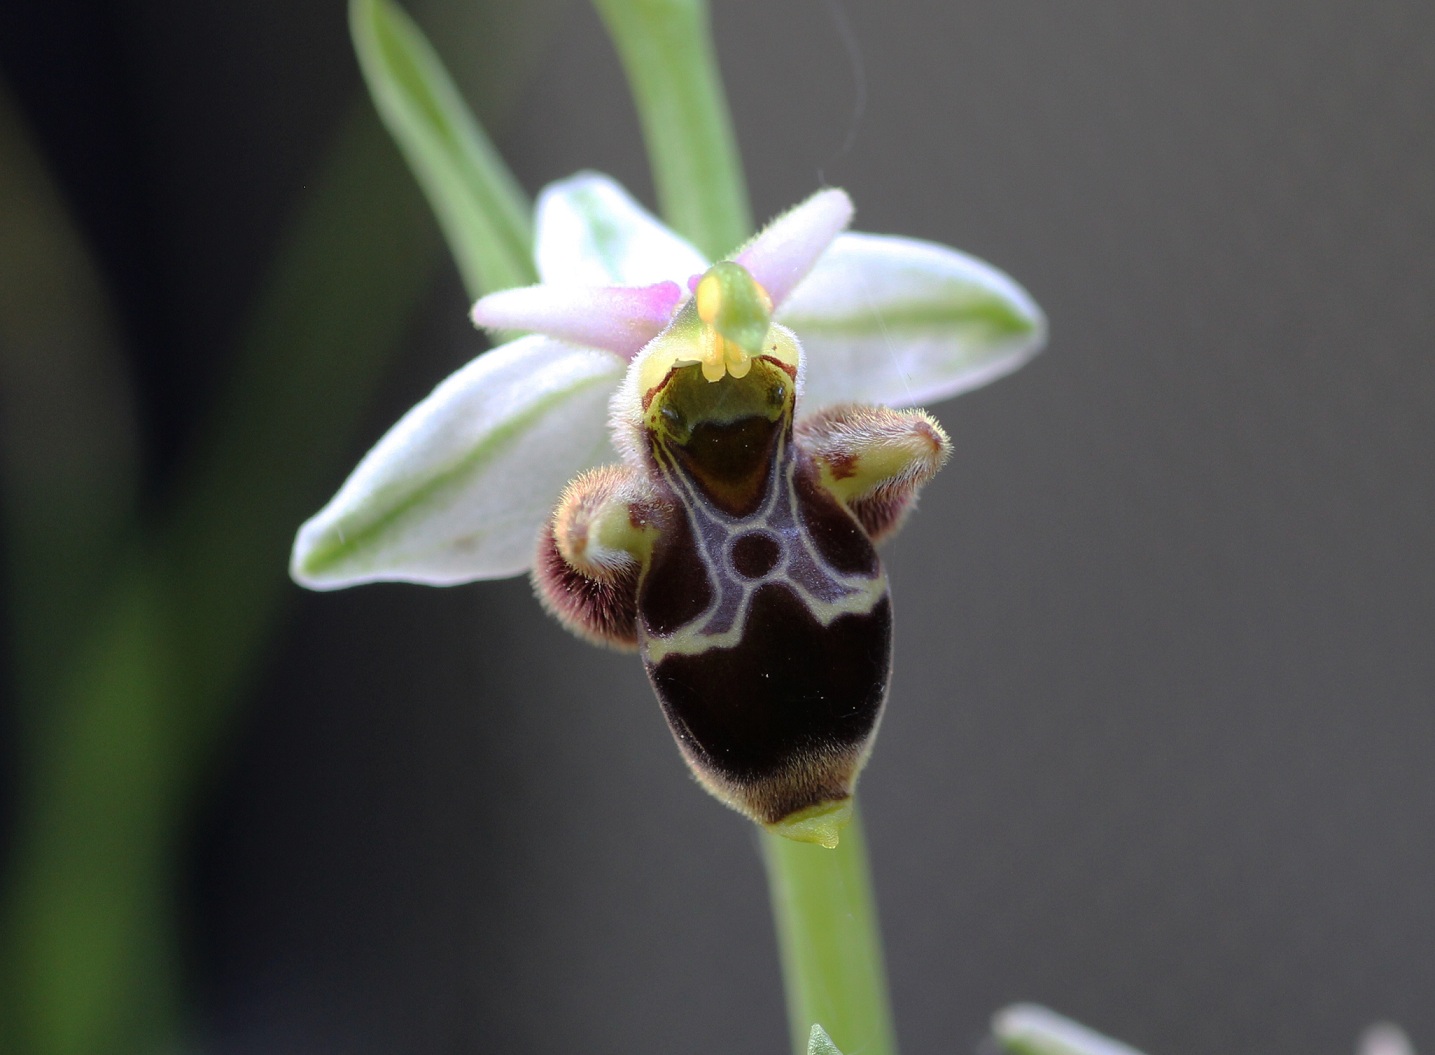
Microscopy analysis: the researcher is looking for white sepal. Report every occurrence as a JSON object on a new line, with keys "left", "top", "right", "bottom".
{"left": 534, "top": 172, "right": 708, "bottom": 287}
{"left": 291, "top": 336, "right": 623, "bottom": 588}
{"left": 778, "top": 232, "right": 1046, "bottom": 411}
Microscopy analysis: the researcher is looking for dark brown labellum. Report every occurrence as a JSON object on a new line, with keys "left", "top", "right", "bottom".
{"left": 638, "top": 362, "right": 891, "bottom": 835}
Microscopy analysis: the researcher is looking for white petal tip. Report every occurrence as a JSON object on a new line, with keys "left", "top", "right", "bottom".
{"left": 290, "top": 511, "right": 535, "bottom": 590}
{"left": 992, "top": 1005, "right": 1148, "bottom": 1055}
{"left": 810, "top": 187, "right": 855, "bottom": 228}
{"left": 288, "top": 517, "right": 377, "bottom": 591}
{"left": 1359, "top": 1024, "right": 1416, "bottom": 1055}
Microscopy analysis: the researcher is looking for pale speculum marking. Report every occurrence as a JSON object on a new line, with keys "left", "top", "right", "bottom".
{"left": 640, "top": 424, "right": 887, "bottom": 666}
{"left": 636, "top": 401, "right": 893, "bottom": 821}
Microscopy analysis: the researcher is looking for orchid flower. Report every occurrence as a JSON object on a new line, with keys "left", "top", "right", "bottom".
{"left": 290, "top": 170, "right": 1044, "bottom": 844}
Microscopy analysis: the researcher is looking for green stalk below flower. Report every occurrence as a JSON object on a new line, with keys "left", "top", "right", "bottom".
{"left": 763, "top": 807, "right": 898, "bottom": 1055}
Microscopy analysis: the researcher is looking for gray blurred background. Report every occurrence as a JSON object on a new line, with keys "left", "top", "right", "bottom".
{"left": 3, "top": 0, "right": 1432, "bottom": 1053}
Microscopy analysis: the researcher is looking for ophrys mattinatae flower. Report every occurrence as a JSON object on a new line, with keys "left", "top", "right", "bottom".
{"left": 291, "top": 172, "right": 1045, "bottom": 845}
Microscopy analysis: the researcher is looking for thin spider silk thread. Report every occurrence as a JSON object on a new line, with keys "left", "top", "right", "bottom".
{"left": 815, "top": 0, "right": 867, "bottom": 187}
{"left": 809, "top": 0, "right": 914, "bottom": 405}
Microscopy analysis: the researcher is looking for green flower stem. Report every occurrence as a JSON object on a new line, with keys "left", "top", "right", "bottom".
{"left": 763, "top": 807, "right": 899, "bottom": 1055}
{"left": 591, "top": 0, "right": 751, "bottom": 258}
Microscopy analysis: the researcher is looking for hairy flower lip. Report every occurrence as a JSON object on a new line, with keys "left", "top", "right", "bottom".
{"left": 290, "top": 171, "right": 1046, "bottom": 590}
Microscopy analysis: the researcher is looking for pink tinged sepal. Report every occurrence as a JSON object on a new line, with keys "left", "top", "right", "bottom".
{"left": 778, "top": 232, "right": 1047, "bottom": 412}
{"left": 471, "top": 281, "right": 684, "bottom": 359}
{"left": 733, "top": 187, "right": 854, "bottom": 307}
{"left": 534, "top": 171, "right": 708, "bottom": 286}
{"left": 290, "top": 336, "right": 624, "bottom": 589}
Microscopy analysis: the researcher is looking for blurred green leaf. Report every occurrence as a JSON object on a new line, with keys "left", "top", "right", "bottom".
{"left": 351, "top": 0, "right": 537, "bottom": 299}
{"left": 3, "top": 566, "right": 180, "bottom": 1055}
{"left": 0, "top": 102, "right": 445, "bottom": 1055}
{"left": 763, "top": 811, "right": 896, "bottom": 1055}
{"left": 1, "top": 2, "right": 572, "bottom": 1053}
{"left": 0, "top": 77, "right": 140, "bottom": 715}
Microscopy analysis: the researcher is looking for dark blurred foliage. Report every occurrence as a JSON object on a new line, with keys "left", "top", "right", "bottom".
{"left": 2, "top": 1, "right": 1433, "bottom": 1054}
{"left": 0, "top": 0, "right": 348, "bottom": 483}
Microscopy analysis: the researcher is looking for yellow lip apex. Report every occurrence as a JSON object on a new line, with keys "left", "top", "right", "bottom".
{"left": 764, "top": 799, "right": 853, "bottom": 848}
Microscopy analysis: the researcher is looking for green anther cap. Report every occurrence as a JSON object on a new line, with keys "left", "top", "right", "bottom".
{"left": 696, "top": 260, "right": 774, "bottom": 356}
